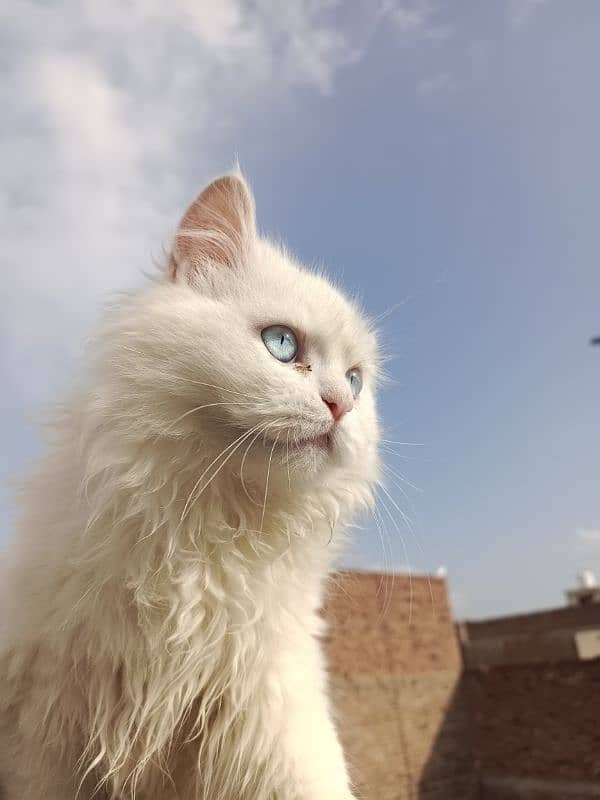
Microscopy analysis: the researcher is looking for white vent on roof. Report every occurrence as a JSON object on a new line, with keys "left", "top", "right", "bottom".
{"left": 578, "top": 570, "right": 598, "bottom": 589}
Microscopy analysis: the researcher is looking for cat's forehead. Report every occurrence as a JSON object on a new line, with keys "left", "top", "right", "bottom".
{"left": 245, "top": 242, "right": 377, "bottom": 367}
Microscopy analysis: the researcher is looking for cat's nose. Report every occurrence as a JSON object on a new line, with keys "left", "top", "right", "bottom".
{"left": 322, "top": 395, "right": 353, "bottom": 422}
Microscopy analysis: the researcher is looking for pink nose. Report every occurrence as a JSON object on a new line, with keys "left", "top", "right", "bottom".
{"left": 322, "top": 396, "right": 352, "bottom": 422}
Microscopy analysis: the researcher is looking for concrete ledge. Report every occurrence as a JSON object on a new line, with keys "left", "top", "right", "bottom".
{"left": 482, "top": 774, "right": 600, "bottom": 799}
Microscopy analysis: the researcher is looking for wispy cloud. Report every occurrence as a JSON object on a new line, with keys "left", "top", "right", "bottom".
{"left": 509, "top": 0, "right": 551, "bottom": 28}
{"left": 0, "top": 0, "right": 377, "bottom": 404}
{"left": 390, "top": 0, "right": 434, "bottom": 34}
{"left": 424, "top": 24, "right": 455, "bottom": 42}
{"left": 416, "top": 71, "right": 455, "bottom": 97}
{"left": 576, "top": 529, "right": 600, "bottom": 545}
{"left": 394, "top": 9, "right": 428, "bottom": 33}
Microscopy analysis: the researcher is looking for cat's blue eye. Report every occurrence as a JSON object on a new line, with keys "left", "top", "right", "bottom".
{"left": 346, "top": 368, "right": 363, "bottom": 398}
{"left": 261, "top": 325, "right": 298, "bottom": 363}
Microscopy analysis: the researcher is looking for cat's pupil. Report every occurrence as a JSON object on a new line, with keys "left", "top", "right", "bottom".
{"left": 261, "top": 325, "right": 298, "bottom": 363}
{"left": 346, "top": 368, "right": 363, "bottom": 398}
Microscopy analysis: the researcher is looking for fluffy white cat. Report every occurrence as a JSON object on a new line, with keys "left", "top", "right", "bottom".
{"left": 0, "top": 171, "right": 380, "bottom": 799}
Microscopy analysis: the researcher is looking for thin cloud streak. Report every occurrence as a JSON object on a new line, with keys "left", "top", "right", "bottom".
{"left": 577, "top": 529, "right": 600, "bottom": 545}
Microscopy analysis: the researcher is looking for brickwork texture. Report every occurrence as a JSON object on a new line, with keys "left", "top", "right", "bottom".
{"left": 323, "top": 571, "right": 479, "bottom": 800}
{"left": 323, "top": 572, "right": 600, "bottom": 800}
{"left": 462, "top": 606, "right": 600, "bottom": 798}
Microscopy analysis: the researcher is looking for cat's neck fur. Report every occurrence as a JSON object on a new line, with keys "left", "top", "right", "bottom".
{"left": 8, "top": 400, "right": 355, "bottom": 633}
{"left": 2, "top": 405, "right": 360, "bottom": 796}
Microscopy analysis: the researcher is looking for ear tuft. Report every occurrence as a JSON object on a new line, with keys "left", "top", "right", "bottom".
{"left": 169, "top": 172, "right": 256, "bottom": 283}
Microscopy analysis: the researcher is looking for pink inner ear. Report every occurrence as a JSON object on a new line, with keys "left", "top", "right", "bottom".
{"left": 169, "top": 174, "right": 256, "bottom": 282}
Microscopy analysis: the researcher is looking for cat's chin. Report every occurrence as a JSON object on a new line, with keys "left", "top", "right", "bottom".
{"left": 293, "top": 431, "right": 332, "bottom": 450}
{"left": 232, "top": 429, "right": 336, "bottom": 486}
{"left": 278, "top": 433, "right": 347, "bottom": 483}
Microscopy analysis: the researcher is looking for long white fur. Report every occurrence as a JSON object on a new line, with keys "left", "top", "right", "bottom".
{"left": 0, "top": 171, "right": 380, "bottom": 799}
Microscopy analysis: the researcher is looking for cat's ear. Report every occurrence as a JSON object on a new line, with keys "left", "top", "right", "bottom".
{"left": 169, "top": 171, "right": 256, "bottom": 283}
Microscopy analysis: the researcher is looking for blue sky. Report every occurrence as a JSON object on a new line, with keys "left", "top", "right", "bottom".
{"left": 1, "top": 0, "right": 599, "bottom": 618}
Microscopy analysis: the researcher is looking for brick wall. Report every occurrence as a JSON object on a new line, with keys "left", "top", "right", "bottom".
{"left": 462, "top": 605, "right": 600, "bottom": 799}
{"left": 323, "top": 571, "right": 479, "bottom": 800}
{"left": 459, "top": 604, "right": 600, "bottom": 667}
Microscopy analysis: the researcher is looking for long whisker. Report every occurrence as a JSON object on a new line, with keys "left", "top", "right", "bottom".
{"left": 380, "top": 444, "right": 413, "bottom": 462}
{"left": 328, "top": 573, "right": 356, "bottom": 605}
{"left": 377, "top": 482, "right": 435, "bottom": 617}
{"left": 380, "top": 439, "right": 424, "bottom": 447}
{"left": 115, "top": 345, "right": 263, "bottom": 400}
{"left": 380, "top": 467, "right": 435, "bottom": 619}
{"left": 259, "top": 433, "right": 280, "bottom": 534}
{"left": 371, "top": 502, "right": 393, "bottom": 623}
{"left": 370, "top": 295, "right": 415, "bottom": 325}
{"left": 375, "top": 486, "right": 413, "bottom": 624}
{"left": 239, "top": 423, "right": 274, "bottom": 506}
{"left": 381, "top": 464, "right": 418, "bottom": 510}
{"left": 159, "top": 401, "right": 260, "bottom": 439}
{"left": 285, "top": 428, "right": 291, "bottom": 491}
{"left": 380, "top": 466, "right": 427, "bottom": 568}
{"left": 180, "top": 424, "right": 264, "bottom": 523}
{"left": 174, "top": 378, "right": 264, "bottom": 402}
{"left": 382, "top": 461, "right": 423, "bottom": 494}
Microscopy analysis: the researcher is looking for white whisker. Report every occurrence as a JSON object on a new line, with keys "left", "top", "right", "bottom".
{"left": 285, "top": 428, "right": 291, "bottom": 491}
{"left": 380, "top": 439, "right": 424, "bottom": 447}
{"left": 259, "top": 433, "right": 280, "bottom": 534}
{"left": 371, "top": 502, "right": 394, "bottom": 622}
{"left": 180, "top": 424, "right": 264, "bottom": 523}
{"left": 382, "top": 461, "right": 423, "bottom": 495}
{"left": 239, "top": 423, "right": 274, "bottom": 506}
{"left": 377, "top": 482, "right": 435, "bottom": 616}
{"left": 375, "top": 487, "right": 413, "bottom": 624}
{"left": 159, "top": 401, "right": 260, "bottom": 439}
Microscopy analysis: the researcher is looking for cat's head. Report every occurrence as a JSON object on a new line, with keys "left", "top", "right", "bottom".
{"left": 109, "top": 171, "right": 380, "bottom": 502}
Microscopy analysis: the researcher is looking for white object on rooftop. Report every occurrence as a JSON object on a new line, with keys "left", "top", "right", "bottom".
{"left": 578, "top": 570, "right": 598, "bottom": 589}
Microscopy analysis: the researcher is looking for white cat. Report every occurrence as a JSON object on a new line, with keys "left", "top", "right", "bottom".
{"left": 0, "top": 171, "right": 380, "bottom": 799}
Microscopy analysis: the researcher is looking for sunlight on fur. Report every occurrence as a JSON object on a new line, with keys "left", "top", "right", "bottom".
{"left": 0, "top": 170, "right": 380, "bottom": 799}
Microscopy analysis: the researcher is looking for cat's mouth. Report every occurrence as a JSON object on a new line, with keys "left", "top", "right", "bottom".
{"left": 251, "top": 425, "right": 336, "bottom": 457}
{"left": 295, "top": 431, "right": 332, "bottom": 449}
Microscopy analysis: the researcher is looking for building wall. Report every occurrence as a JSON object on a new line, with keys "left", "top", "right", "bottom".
{"left": 459, "top": 604, "right": 600, "bottom": 667}
{"left": 323, "top": 572, "right": 479, "bottom": 800}
{"left": 323, "top": 571, "right": 600, "bottom": 800}
{"left": 462, "top": 606, "right": 600, "bottom": 799}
